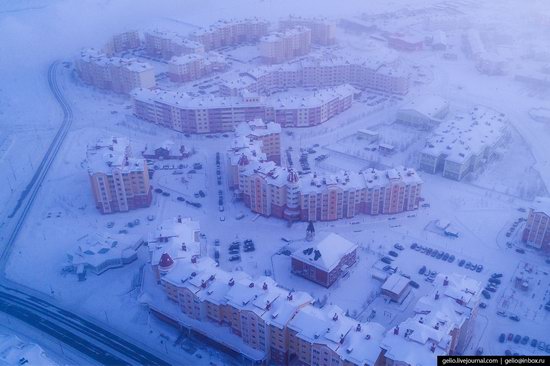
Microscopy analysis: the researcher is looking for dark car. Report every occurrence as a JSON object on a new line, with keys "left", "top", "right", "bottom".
{"left": 485, "top": 286, "right": 496, "bottom": 293}
{"left": 229, "top": 249, "right": 240, "bottom": 255}
{"left": 388, "top": 251, "right": 399, "bottom": 257}
{"left": 479, "top": 302, "right": 487, "bottom": 309}
{"left": 154, "top": 188, "right": 163, "bottom": 193}
{"left": 214, "top": 250, "right": 220, "bottom": 260}
{"left": 492, "top": 273, "right": 503, "bottom": 278}
{"left": 426, "top": 248, "right": 433, "bottom": 255}
{"left": 499, "top": 333, "right": 506, "bottom": 343}
{"left": 436, "top": 251, "right": 444, "bottom": 259}
{"left": 381, "top": 257, "right": 393, "bottom": 264}
{"left": 394, "top": 243, "right": 404, "bottom": 251}
{"left": 507, "top": 333, "right": 514, "bottom": 341}
{"left": 521, "top": 336, "right": 530, "bottom": 345}
{"left": 410, "top": 243, "right": 418, "bottom": 250}
{"left": 448, "top": 255, "right": 455, "bottom": 263}
{"left": 515, "top": 248, "right": 525, "bottom": 254}
{"left": 489, "top": 278, "right": 501, "bottom": 285}
{"left": 458, "top": 259, "right": 466, "bottom": 267}
{"left": 481, "top": 290, "right": 491, "bottom": 299}
{"left": 229, "top": 255, "right": 241, "bottom": 262}
{"left": 476, "top": 265, "right": 484, "bottom": 273}
{"left": 198, "top": 190, "right": 206, "bottom": 197}
{"left": 431, "top": 250, "right": 438, "bottom": 257}
{"left": 419, "top": 266, "right": 427, "bottom": 275}
{"left": 409, "top": 280, "right": 420, "bottom": 289}
{"left": 513, "top": 335, "right": 521, "bottom": 344}
{"left": 509, "top": 314, "right": 520, "bottom": 322}
{"left": 464, "top": 261, "right": 472, "bottom": 269}
{"left": 442, "top": 253, "right": 449, "bottom": 261}
{"left": 531, "top": 339, "right": 538, "bottom": 347}
{"left": 162, "top": 191, "right": 170, "bottom": 197}
{"left": 177, "top": 196, "right": 185, "bottom": 202}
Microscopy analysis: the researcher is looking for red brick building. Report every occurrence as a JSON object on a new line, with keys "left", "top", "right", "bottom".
{"left": 291, "top": 233, "right": 358, "bottom": 287}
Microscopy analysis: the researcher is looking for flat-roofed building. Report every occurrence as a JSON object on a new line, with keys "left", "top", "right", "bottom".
{"left": 522, "top": 197, "right": 550, "bottom": 252}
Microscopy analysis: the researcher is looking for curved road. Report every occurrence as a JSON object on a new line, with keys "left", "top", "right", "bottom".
{"left": 0, "top": 62, "right": 171, "bottom": 365}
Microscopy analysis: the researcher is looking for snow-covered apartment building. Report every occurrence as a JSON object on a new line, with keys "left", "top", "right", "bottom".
{"left": 381, "top": 273, "right": 482, "bottom": 364}
{"left": 419, "top": 105, "right": 508, "bottom": 181}
{"left": 227, "top": 121, "right": 422, "bottom": 222}
{"left": 259, "top": 27, "right": 312, "bottom": 64}
{"left": 144, "top": 29, "right": 205, "bottom": 59}
{"left": 142, "top": 220, "right": 386, "bottom": 365}
{"left": 86, "top": 137, "right": 152, "bottom": 214}
{"left": 522, "top": 196, "right": 550, "bottom": 252}
{"left": 219, "top": 54, "right": 410, "bottom": 96}
{"left": 279, "top": 16, "right": 336, "bottom": 45}
{"left": 75, "top": 48, "right": 156, "bottom": 94}
{"left": 167, "top": 52, "right": 228, "bottom": 82}
{"left": 235, "top": 119, "right": 282, "bottom": 164}
{"left": 191, "top": 18, "right": 270, "bottom": 51}
{"left": 104, "top": 30, "right": 141, "bottom": 55}
{"left": 132, "top": 84, "right": 356, "bottom": 133}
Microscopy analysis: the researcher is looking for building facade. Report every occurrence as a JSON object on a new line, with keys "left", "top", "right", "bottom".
{"left": 75, "top": 48, "right": 156, "bottom": 94}
{"left": 144, "top": 29, "right": 205, "bottom": 59}
{"left": 191, "top": 18, "right": 270, "bottom": 51}
{"left": 167, "top": 52, "right": 227, "bottom": 82}
{"left": 132, "top": 84, "right": 355, "bottom": 133}
{"left": 219, "top": 54, "right": 410, "bottom": 96}
{"left": 87, "top": 137, "right": 152, "bottom": 214}
{"left": 279, "top": 17, "right": 336, "bottom": 45}
{"left": 522, "top": 197, "right": 550, "bottom": 252}
{"left": 259, "top": 27, "right": 312, "bottom": 64}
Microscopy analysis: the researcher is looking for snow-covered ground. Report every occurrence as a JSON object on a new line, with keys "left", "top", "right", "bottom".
{"left": 2, "top": 0, "right": 550, "bottom": 361}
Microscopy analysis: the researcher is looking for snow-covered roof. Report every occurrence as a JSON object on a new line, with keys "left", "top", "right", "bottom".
{"left": 86, "top": 137, "right": 146, "bottom": 175}
{"left": 381, "top": 274, "right": 411, "bottom": 295}
{"left": 148, "top": 217, "right": 201, "bottom": 266}
{"left": 78, "top": 48, "right": 153, "bottom": 72}
{"left": 291, "top": 232, "right": 357, "bottom": 272}
{"left": 260, "top": 26, "right": 310, "bottom": 44}
{"left": 421, "top": 105, "right": 507, "bottom": 164}
{"left": 399, "top": 95, "right": 449, "bottom": 120}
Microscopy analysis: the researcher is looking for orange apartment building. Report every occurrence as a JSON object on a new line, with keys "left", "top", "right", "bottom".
{"left": 167, "top": 52, "right": 227, "bottom": 82}
{"left": 522, "top": 197, "right": 550, "bottom": 252}
{"left": 144, "top": 29, "right": 205, "bottom": 59}
{"left": 191, "top": 18, "right": 270, "bottom": 51}
{"left": 86, "top": 137, "right": 152, "bottom": 214}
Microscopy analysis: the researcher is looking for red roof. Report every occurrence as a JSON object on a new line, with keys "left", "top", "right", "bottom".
{"left": 159, "top": 252, "right": 174, "bottom": 269}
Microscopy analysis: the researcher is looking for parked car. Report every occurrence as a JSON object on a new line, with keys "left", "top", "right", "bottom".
{"left": 497, "top": 311, "right": 507, "bottom": 317}
{"left": 507, "top": 333, "right": 514, "bottom": 341}
{"left": 177, "top": 196, "right": 185, "bottom": 202}
{"left": 509, "top": 314, "right": 520, "bottom": 322}
{"left": 448, "top": 255, "right": 455, "bottom": 263}
{"left": 394, "top": 243, "right": 404, "bottom": 250}
{"left": 430, "top": 250, "right": 438, "bottom": 257}
{"left": 515, "top": 248, "right": 525, "bottom": 254}
{"left": 409, "top": 280, "right": 420, "bottom": 289}
{"left": 154, "top": 188, "right": 163, "bottom": 193}
{"left": 442, "top": 253, "right": 449, "bottom": 261}
{"left": 499, "top": 333, "right": 506, "bottom": 343}
{"left": 162, "top": 192, "right": 170, "bottom": 197}
{"left": 521, "top": 336, "right": 530, "bottom": 345}
{"left": 458, "top": 259, "right": 466, "bottom": 267}
{"left": 388, "top": 251, "right": 399, "bottom": 257}
{"left": 485, "top": 287, "right": 496, "bottom": 293}
{"left": 489, "top": 278, "right": 501, "bottom": 285}
{"left": 410, "top": 243, "right": 418, "bottom": 250}
{"left": 476, "top": 264, "right": 484, "bottom": 273}
{"left": 479, "top": 302, "right": 487, "bottom": 309}
{"left": 481, "top": 290, "right": 491, "bottom": 299}
{"left": 418, "top": 266, "right": 427, "bottom": 275}
{"left": 513, "top": 335, "right": 521, "bottom": 344}
{"left": 492, "top": 273, "right": 503, "bottom": 278}
{"left": 381, "top": 257, "right": 393, "bottom": 264}
{"left": 530, "top": 339, "right": 538, "bottom": 348}
{"left": 229, "top": 255, "right": 241, "bottom": 262}
{"left": 475, "top": 347, "right": 483, "bottom": 355}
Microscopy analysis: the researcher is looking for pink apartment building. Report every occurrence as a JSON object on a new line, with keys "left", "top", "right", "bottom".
{"left": 522, "top": 197, "right": 550, "bottom": 252}
{"left": 191, "top": 18, "right": 270, "bottom": 51}
{"left": 86, "top": 137, "right": 152, "bottom": 214}
{"left": 131, "top": 84, "right": 356, "bottom": 133}
{"left": 76, "top": 48, "right": 156, "bottom": 94}
{"left": 167, "top": 52, "right": 227, "bottom": 82}
{"left": 259, "top": 27, "right": 312, "bottom": 64}
{"left": 144, "top": 29, "right": 205, "bottom": 59}
{"left": 279, "top": 16, "right": 336, "bottom": 45}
